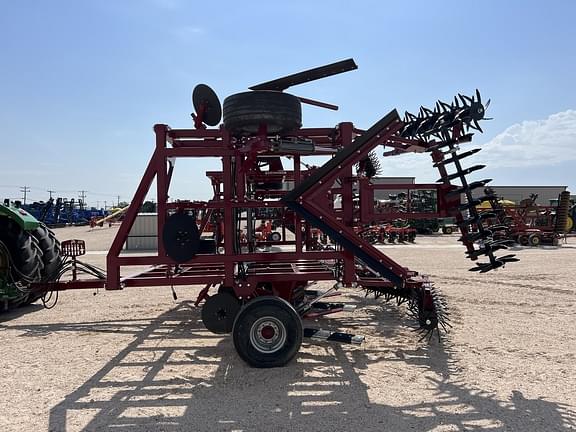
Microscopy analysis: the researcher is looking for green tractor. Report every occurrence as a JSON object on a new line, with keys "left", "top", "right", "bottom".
{"left": 0, "top": 201, "right": 61, "bottom": 312}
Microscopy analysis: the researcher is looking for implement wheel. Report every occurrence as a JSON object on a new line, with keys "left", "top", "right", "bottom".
{"left": 223, "top": 91, "right": 302, "bottom": 136}
{"left": 233, "top": 296, "right": 302, "bottom": 368}
{"left": 528, "top": 234, "right": 541, "bottom": 247}
{"left": 268, "top": 232, "right": 282, "bottom": 242}
{"left": 201, "top": 292, "right": 241, "bottom": 334}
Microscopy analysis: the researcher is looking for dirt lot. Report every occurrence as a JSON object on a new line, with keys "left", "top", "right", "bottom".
{"left": 1, "top": 225, "right": 575, "bottom": 431}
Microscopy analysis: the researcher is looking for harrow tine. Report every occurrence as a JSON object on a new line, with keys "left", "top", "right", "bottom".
{"left": 483, "top": 224, "right": 510, "bottom": 231}
{"left": 445, "top": 179, "right": 492, "bottom": 197}
{"left": 439, "top": 100, "right": 452, "bottom": 111}
{"left": 459, "top": 230, "right": 493, "bottom": 243}
{"left": 438, "top": 164, "right": 486, "bottom": 182}
{"left": 472, "top": 119, "right": 484, "bottom": 133}
{"left": 362, "top": 280, "right": 450, "bottom": 343}
{"left": 459, "top": 93, "right": 473, "bottom": 105}
{"left": 433, "top": 148, "right": 481, "bottom": 167}
{"left": 486, "top": 239, "right": 515, "bottom": 247}
{"left": 421, "top": 106, "right": 434, "bottom": 117}
{"left": 453, "top": 95, "right": 460, "bottom": 108}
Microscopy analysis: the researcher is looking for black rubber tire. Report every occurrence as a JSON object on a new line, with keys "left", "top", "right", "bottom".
{"left": 26, "top": 223, "right": 61, "bottom": 304}
{"left": 223, "top": 91, "right": 302, "bottom": 135}
{"left": 268, "top": 232, "right": 282, "bottom": 242}
{"left": 233, "top": 296, "right": 302, "bottom": 368}
{"left": 0, "top": 218, "right": 43, "bottom": 283}
{"left": 0, "top": 218, "right": 44, "bottom": 309}
{"left": 32, "top": 223, "right": 61, "bottom": 281}
{"left": 218, "top": 285, "right": 235, "bottom": 295}
{"left": 201, "top": 292, "right": 241, "bottom": 334}
{"left": 443, "top": 226, "right": 453, "bottom": 235}
{"left": 528, "top": 234, "right": 541, "bottom": 247}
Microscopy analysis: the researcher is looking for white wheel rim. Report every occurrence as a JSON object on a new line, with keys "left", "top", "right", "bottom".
{"left": 249, "top": 316, "right": 287, "bottom": 354}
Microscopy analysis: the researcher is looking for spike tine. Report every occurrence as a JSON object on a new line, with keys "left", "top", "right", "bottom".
{"left": 473, "top": 119, "right": 483, "bottom": 133}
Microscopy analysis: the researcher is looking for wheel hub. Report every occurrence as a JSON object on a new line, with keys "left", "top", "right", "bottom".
{"left": 250, "top": 316, "right": 286, "bottom": 354}
{"left": 260, "top": 325, "right": 275, "bottom": 339}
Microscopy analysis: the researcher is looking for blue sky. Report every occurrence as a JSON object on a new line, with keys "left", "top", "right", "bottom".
{"left": 1, "top": 0, "right": 575, "bottom": 207}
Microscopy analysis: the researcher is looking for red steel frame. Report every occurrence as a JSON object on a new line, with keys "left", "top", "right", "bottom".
{"left": 45, "top": 116, "right": 465, "bottom": 297}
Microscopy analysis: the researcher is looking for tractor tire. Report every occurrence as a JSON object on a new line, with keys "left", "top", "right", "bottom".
{"left": 0, "top": 218, "right": 44, "bottom": 308}
{"left": 442, "top": 226, "right": 454, "bottom": 235}
{"left": 26, "top": 223, "right": 61, "bottom": 304}
{"left": 32, "top": 223, "right": 61, "bottom": 281}
{"left": 223, "top": 91, "right": 302, "bottom": 136}
{"left": 233, "top": 296, "right": 302, "bottom": 368}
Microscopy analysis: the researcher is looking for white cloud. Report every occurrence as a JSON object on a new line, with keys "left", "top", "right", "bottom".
{"left": 476, "top": 110, "right": 576, "bottom": 168}
{"left": 378, "top": 152, "right": 438, "bottom": 183}
{"left": 172, "top": 26, "right": 205, "bottom": 40}
{"left": 376, "top": 110, "right": 576, "bottom": 181}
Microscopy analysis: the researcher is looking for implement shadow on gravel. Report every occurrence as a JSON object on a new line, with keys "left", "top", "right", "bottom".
{"left": 0, "top": 303, "right": 44, "bottom": 322}
{"left": 29, "top": 302, "right": 575, "bottom": 432}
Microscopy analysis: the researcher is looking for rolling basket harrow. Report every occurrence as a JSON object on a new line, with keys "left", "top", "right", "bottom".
{"left": 0, "top": 59, "right": 519, "bottom": 367}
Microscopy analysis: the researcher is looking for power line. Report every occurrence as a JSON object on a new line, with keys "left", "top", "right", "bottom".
{"left": 20, "top": 186, "right": 30, "bottom": 204}
{"left": 78, "top": 190, "right": 87, "bottom": 210}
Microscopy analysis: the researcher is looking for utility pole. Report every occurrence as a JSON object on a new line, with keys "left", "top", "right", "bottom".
{"left": 117, "top": 195, "right": 120, "bottom": 207}
{"left": 79, "top": 190, "right": 87, "bottom": 210}
{"left": 104, "top": 200, "right": 107, "bottom": 210}
{"left": 20, "top": 186, "right": 30, "bottom": 204}
{"left": 47, "top": 189, "right": 55, "bottom": 200}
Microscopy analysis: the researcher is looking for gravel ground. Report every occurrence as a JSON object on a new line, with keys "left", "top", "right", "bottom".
{"left": 1, "top": 225, "right": 575, "bottom": 431}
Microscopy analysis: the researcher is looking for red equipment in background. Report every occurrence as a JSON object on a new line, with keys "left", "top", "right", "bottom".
{"left": 36, "top": 59, "right": 519, "bottom": 367}
{"left": 479, "top": 191, "right": 571, "bottom": 246}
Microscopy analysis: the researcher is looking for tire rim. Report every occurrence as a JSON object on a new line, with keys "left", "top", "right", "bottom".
{"left": 249, "top": 316, "right": 286, "bottom": 354}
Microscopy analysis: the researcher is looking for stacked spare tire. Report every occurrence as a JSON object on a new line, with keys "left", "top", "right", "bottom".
{"left": 222, "top": 91, "right": 302, "bottom": 136}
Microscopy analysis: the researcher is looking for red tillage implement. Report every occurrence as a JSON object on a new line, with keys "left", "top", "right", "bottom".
{"left": 36, "top": 59, "right": 518, "bottom": 367}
